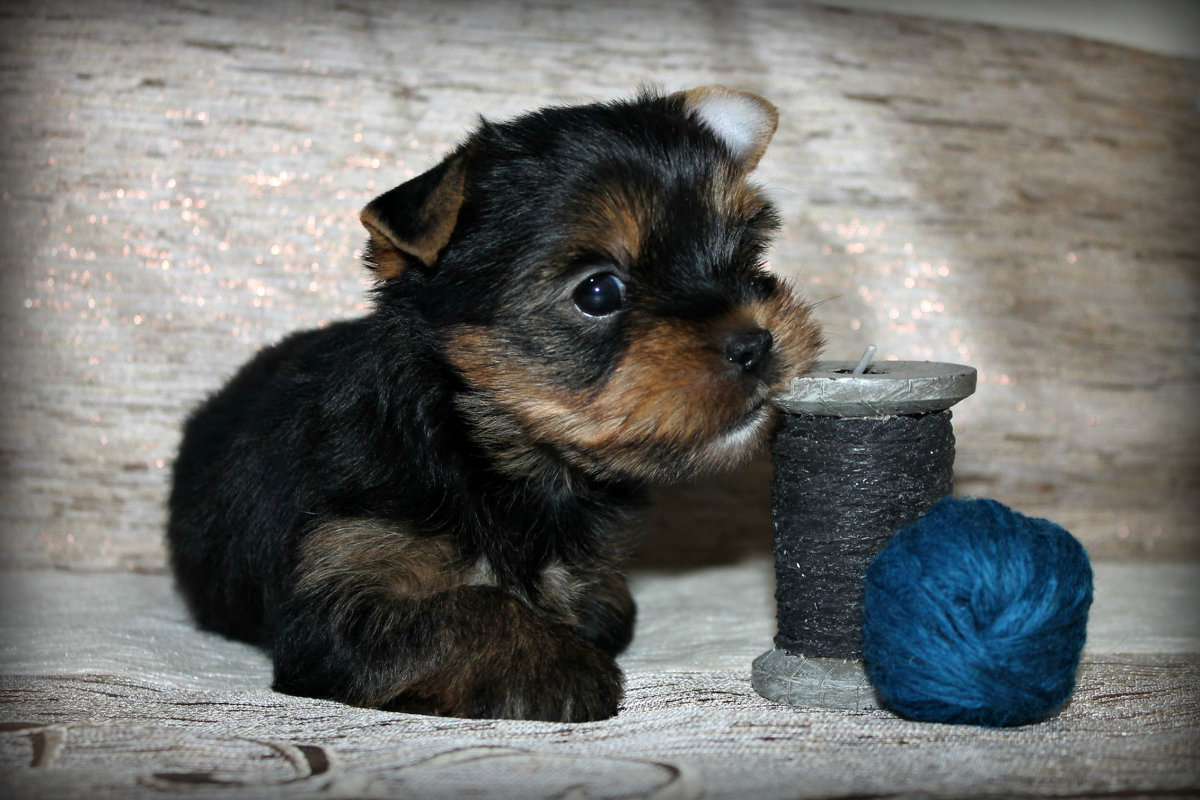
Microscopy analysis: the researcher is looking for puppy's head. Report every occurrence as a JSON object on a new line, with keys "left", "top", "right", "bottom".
{"left": 361, "top": 87, "right": 822, "bottom": 483}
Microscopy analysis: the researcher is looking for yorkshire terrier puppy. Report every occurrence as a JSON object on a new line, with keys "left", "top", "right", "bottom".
{"left": 167, "top": 86, "right": 822, "bottom": 722}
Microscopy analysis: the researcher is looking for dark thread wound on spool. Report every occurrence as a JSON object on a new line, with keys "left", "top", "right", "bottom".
{"left": 770, "top": 410, "right": 956, "bottom": 660}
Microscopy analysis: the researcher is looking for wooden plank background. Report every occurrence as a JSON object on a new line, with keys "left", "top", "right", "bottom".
{"left": 0, "top": 0, "right": 1197, "bottom": 570}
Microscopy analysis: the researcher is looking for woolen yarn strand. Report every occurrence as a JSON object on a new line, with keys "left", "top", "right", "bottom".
{"left": 862, "top": 497, "right": 1094, "bottom": 727}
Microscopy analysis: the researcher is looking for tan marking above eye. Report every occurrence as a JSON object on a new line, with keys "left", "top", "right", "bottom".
{"left": 562, "top": 178, "right": 649, "bottom": 267}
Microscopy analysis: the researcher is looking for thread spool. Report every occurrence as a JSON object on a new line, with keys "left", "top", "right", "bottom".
{"left": 752, "top": 353, "right": 977, "bottom": 710}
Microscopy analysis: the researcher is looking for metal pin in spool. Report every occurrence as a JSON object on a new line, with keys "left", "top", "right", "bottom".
{"left": 752, "top": 353, "right": 977, "bottom": 710}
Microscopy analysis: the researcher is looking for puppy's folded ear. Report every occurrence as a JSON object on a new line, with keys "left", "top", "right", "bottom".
{"left": 674, "top": 86, "right": 779, "bottom": 171}
{"left": 360, "top": 149, "right": 468, "bottom": 278}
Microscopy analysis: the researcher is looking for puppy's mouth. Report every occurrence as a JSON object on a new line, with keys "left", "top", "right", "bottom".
{"left": 716, "top": 400, "right": 775, "bottom": 448}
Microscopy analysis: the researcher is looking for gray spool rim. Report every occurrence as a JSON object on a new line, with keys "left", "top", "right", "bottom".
{"left": 772, "top": 360, "right": 977, "bottom": 417}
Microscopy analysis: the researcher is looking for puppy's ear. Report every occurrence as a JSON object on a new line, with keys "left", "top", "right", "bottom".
{"left": 675, "top": 86, "right": 778, "bottom": 171}
{"left": 360, "top": 149, "right": 468, "bottom": 278}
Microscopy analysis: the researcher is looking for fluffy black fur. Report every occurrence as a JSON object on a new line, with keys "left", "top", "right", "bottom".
{"left": 167, "top": 87, "right": 821, "bottom": 722}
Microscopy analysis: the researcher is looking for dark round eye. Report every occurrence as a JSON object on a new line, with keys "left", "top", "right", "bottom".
{"left": 572, "top": 272, "right": 627, "bottom": 317}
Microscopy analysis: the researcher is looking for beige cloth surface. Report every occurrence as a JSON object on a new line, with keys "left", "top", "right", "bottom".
{"left": 2, "top": 1, "right": 1199, "bottom": 797}
{"left": 2, "top": 560, "right": 1198, "bottom": 799}
{"left": 1, "top": 0, "right": 1198, "bottom": 570}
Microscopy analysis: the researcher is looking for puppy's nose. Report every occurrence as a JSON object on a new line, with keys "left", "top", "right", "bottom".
{"left": 723, "top": 326, "right": 773, "bottom": 377}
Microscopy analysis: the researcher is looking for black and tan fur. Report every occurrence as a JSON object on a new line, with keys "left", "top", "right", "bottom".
{"left": 167, "top": 86, "right": 822, "bottom": 722}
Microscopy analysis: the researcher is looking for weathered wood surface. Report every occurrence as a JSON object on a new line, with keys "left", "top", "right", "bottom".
{"left": 0, "top": 0, "right": 1197, "bottom": 572}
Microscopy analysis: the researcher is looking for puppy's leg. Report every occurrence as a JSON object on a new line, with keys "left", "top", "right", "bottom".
{"left": 572, "top": 570, "right": 637, "bottom": 657}
{"left": 271, "top": 519, "right": 623, "bottom": 721}
{"left": 380, "top": 586, "right": 623, "bottom": 721}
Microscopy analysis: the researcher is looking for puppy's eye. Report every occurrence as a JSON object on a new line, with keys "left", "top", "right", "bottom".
{"left": 572, "top": 272, "right": 627, "bottom": 317}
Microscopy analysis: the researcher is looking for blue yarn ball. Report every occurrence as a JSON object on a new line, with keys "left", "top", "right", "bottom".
{"left": 862, "top": 497, "right": 1093, "bottom": 727}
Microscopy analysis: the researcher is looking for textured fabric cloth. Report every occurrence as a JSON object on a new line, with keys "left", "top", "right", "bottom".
{"left": 1, "top": 1, "right": 1198, "bottom": 797}
{"left": 2, "top": 0, "right": 1198, "bottom": 572}
{"left": 2, "top": 560, "right": 1198, "bottom": 799}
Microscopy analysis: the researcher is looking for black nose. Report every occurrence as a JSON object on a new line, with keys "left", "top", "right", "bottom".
{"left": 723, "top": 327, "right": 774, "bottom": 377}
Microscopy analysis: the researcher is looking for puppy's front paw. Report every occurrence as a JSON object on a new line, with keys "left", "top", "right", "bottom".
{"left": 501, "top": 630, "right": 624, "bottom": 722}
{"left": 278, "top": 583, "right": 623, "bottom": 722}
{"left": 387, "top": 623, "right": 623, "bottom": 723}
